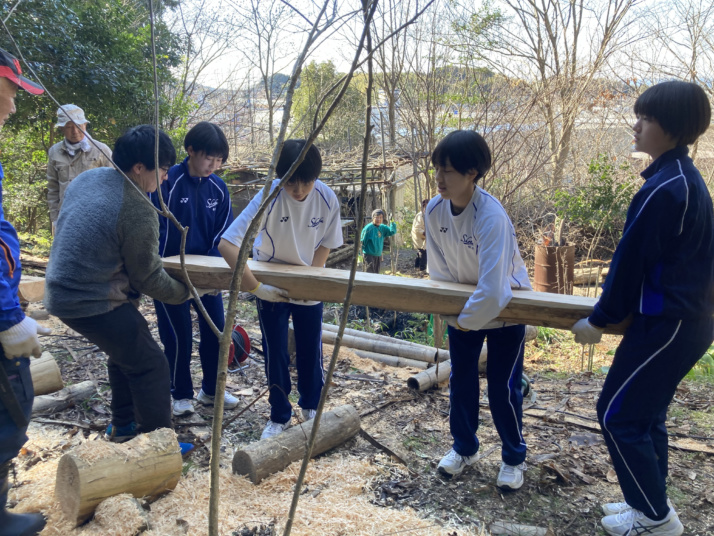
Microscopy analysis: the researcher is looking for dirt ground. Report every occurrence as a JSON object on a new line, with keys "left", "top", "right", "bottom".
{"left": 8, "top": 248, "right": 714, "bottom": 535}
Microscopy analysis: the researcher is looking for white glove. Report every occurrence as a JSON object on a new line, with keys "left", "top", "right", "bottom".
{"left": 251, "top": 282, "right": 289, "bottom": 303}
{"left": 571, "top": 318, "right": 603, "bottom": 345}
{"left": 196, "top": 288, "right": 220, "bottom": 297}
{"left": 0, "top": 317, "right": 52, "bottom": 359}
{"left": 441, "top": 315, "right": 467, "bottom": 331}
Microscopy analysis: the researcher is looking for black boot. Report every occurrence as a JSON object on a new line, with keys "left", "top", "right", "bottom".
{"left": 0, "top": 462, "right": 45, "bottom": 536}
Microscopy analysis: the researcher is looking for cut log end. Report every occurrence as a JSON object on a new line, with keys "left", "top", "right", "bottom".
{"left": 55, "top": 428, "right": 182, "bottom": 526}
{"left": 233, "top": 405, "right": 360, "bottom": 484}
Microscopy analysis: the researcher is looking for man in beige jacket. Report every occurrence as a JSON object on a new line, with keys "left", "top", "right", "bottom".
{"left": 46, "top": 104, "right": 112, "bottom": 232}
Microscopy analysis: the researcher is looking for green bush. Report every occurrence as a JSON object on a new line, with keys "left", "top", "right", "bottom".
{"left": 554, "top": 154, "right": 638, "bottom": 239}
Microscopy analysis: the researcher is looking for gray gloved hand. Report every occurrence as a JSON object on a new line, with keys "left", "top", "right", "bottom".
{"left": 0, "top": 317, "right": 52, "bottom": 359}
{"left": 251, "top": 282, "right": 289, "bottom": 303}
{"left": 571, "top": 318, "right": 603, "bottom": 345}
{"left": 441, "top": 315, "right": 467, "bottom": 331}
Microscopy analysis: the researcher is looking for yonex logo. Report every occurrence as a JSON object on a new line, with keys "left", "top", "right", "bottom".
{"left": 180, "top": 197, "right": 189, "bottom": 203}
{"left": 280, "top": 216, "right": 289, "bottom": 222}
{"left": 440, "top": 227, "right": 448, "bottom": 233}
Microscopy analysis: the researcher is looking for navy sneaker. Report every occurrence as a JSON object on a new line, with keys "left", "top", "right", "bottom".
{"left": 179, "top": 442, "right": 195, "bottom": 456}
{"left": 105, "top": 422, "right": 137, "bottom": 443}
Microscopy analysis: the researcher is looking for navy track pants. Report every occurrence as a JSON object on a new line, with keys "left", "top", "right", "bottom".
{"left": 447, "top": 323, "right": 527, "bottom": 465}
{"left": 154, "top": 293, "right": 225, "bottom": 400}
{"left": 597, "top": 314, "right": 714, "bottom": 520}
{"left": 257, "top": 299, "right": 325, "bottom": 425}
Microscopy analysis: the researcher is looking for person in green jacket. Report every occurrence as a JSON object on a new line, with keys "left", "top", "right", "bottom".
{"left": 360, "top": 209, "right": 397, "bottom": 273}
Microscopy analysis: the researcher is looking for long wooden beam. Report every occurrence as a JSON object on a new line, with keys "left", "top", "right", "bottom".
{"left": 163, "top": 255, "right": 625, "bottom": 334}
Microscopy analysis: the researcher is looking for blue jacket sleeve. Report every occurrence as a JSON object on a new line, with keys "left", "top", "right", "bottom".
{"left": 590, "top": 183, "right": 684, "bottom": 327}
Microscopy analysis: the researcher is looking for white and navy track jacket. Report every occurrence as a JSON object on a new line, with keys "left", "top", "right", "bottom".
{"left": 589, "top": 146, "right": 714, "bottom": 327}
{"left": 150, "top": 157, "right": 234, "bottom": 258}
{"left": 425, "top": 186, "right": 531, "bottom": 331}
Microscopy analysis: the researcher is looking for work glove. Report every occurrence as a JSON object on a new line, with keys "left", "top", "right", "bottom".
{"left": 251, "top": 282, "right": 289, "bottom": 303}
{"left": 441, "top": 315, "right": 468, "bottom": 331}
{"left": 0, "top": 317, "right": 52, "bottom": 359}
{"left": 571, "top": 318, "right": 603, "bottom": 345}
{"left": 196, "top": 289, "right": 220, "bottom": 297}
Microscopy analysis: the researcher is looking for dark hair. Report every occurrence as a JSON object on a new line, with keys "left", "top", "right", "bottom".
{"left": 421, "top": 199, "right": 429, "bottom": 208}
{"left": 276, "top": 139, "right": 322, "bottom": 184}
{"left": 184, "top": 121, "right": 229, "bottom": 162}
{"left": 372, "top": 209, "right": 385, "bottom": 219}
{"left": 113, "top": 125, "right": 176, "bottom": 173}
{"left": 431, "top": 130, "right": 492, "bottom": 183}
{"left": 634, "top": 81, "right": 711, "bottom": 146}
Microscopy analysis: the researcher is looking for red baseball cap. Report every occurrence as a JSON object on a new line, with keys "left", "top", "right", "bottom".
{"left": 0, "top": 48, "right": 43, "bottom": 95}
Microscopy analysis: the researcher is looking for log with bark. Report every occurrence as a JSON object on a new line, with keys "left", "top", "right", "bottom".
{"left": 407, "top": 325, "right": 538, "bottom": 391}
{"left": 55, "top": 428, "right": 182, "bottom": 526}
{"left": 30, "top": 351, "right": 64, "bottom": 395}
{"left": 32, "top": 380, "right": 95, "bottom": 415}
{"left": 321, "top": 330, "right": 447, "bottom": 363}
{"left": 232, "top": 404, "right": 360, "bottom": 484}
{"left": 163, "top": 255, "right": 626, "bottom": 333}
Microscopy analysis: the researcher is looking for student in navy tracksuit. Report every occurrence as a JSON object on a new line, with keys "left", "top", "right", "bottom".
{"left": 571, "top": 81, "right": 713, "bottom": 536}
{"left": 151, "top": 122, "right": 236, "bottom": 417}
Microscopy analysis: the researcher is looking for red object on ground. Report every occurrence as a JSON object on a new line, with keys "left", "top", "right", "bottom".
{"left": 228, "top": 324, "right": 251, "bottom": 369}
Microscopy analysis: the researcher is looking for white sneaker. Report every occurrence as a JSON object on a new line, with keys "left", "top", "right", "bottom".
{"left": 172, "top": 398, "right": 195, "bottom": 416}
{"left": 602, "top": 501, "right": 631, "bottom": 516}
{"left": 260, "top": 420, "right": 291, "bottom": 440}
{"left": 601, "top": 507, "right": 683, "bottom": 536}
{"left": 302, "top": 408, "right": 317, "bottom": 421}
{"left": 437, "top": 448, "right": 478, "bottom": 477}
{"left": 602, "top": 499, "right": 673, "bottom": 516}
{"left": 196, "top": 389, "right": 239, "bottom": 409}
{"left": 496, "top": 461, "right": 526, "bottom": 490}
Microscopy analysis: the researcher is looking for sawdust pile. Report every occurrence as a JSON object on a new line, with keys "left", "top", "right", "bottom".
{"left": 10, "top": 424, "right": 477, "bottom": 535}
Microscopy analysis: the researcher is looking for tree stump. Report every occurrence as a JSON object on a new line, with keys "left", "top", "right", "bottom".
{"left": 233, "top": 404, "right": 360, "bottom": 484}
{"left": 55, "top": 428, "right": 182, "bottom": 526}
{"left": 30, "top": 352, "right": 64, "bottom": 395}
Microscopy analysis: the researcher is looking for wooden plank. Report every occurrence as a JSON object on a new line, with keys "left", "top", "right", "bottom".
{"left": 163, "top": 255, "right": 625, "bottom": 334}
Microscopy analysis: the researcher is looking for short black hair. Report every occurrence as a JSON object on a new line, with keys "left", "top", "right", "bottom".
{"left": 421, "top": 199, "right": 429, "bottom": 208}
{"left": 184, "top": 121, "right": 229, "bottom": 162}
{"left": 276, "top": 139, "right": 322, "bottom": 184}
{"left": 113, "top": 125, "right": 176, "bottom": 173}
{"left": 634, "top": 81, "right": 711, "bottom": 146}
{"left": 372, "top": 209, "right": 385, "bottom": 219}
{"left": 431, "top": 130, "right": 492, "bottom": 183}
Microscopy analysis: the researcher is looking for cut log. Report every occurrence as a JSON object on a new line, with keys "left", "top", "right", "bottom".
{"left": 352, "top": 349, "right": 428, "bottom": 369}
{"left": 232, "top": 404, "right": 360, "bottom": 484}
{"left": 325, "top": 245, "right": 354, "bottom": 266}
{"left": 32, "top": 380, "right": 95, "bottom": 415}
{"left": 30, "top": 351, "right": 64, "bottom": 395}
{"left": 321, "top": 323, "right": 435, "bottom": 350}
{"left": 407, "top": 325, "right": 538, "bottom": 391}
{"left": 322, "top": 330, "right": 447, "bottom": 363}
{"left": 55, "top": 428, "right": 182, "bottom": 526}
{"left": 573, "top": 266, "right": 609, "bottom": 286}
{"left": 407, "top": 360, "right": 452, "bottom": 391}
{"left": 18, "top": 275, "right": 45, "bottom": 303}
{"left": 163, "top": 255, "right": 626, "bottom": 333}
